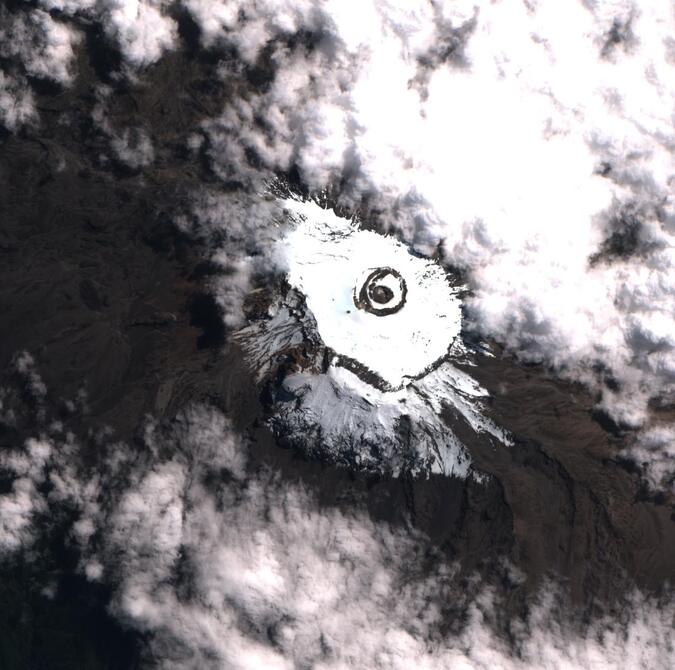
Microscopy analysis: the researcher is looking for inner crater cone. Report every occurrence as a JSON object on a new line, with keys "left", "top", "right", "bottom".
{"left": 355, "top": 268, "right": 407, "bottom": 316}
{"left": 370, "top": 285, "right": 393, "bottom": 303}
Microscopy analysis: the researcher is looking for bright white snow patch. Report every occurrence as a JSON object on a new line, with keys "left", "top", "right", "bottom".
{"left": 282, "top": 199, "right": 462, "bottom": 389}
{"left": 274, "top": 358, "right": 509, "bottom": 477}
{"left": 186, "top": 0, "right": 674, "bottom": 490}
{"left": 235, "top": 199, "right": 508, "bottom": 477}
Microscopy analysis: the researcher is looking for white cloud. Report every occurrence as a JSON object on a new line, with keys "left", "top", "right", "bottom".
{"left": 0, "top": 2, "right": 176, "bottom": 132}
{"left": 0, "top": 438, "right": 52, "bottom": 551}
{"left": 177, "top": 0, "right": 674, "bottom": 487}
{"left": 623, "top": 424, "right": 675, "bottom": 492}
{"left": 12, "top": 351, "right": 47, "bottom": 399}
{"left": 0, "top": 398, "right": 672, "bottom": 668}
{"left": 90, "top": 85, "right": 156, "bottom": 169}
{"left": 90, "top": 405, "right": 674, "bottom": 670}
{"left": 0, "top": 5, "right": 76, "bottom": 132}
{"left": 0, "top": 8, "right": 79, "bottom": 85}
{"left": 0, "top": 72, "right": 36, "bottom": 132}
{"left": 102, "top": 0, "right": 176, "bottom": 68}
{"left": 37, "top": 0, "right": 177, "bottom": 68}
{"left": 183, "top": 0, "right": 322, "bottom": 62}
{"left": 110, "top": 126, "right": 155, "bottom": 168}
{"left": 175, "top": 190, "right": 287, "bottom": 328}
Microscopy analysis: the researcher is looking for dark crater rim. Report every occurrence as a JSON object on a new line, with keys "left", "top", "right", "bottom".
{"left": 329, "top": 337, "right": 459, "bottom": 393}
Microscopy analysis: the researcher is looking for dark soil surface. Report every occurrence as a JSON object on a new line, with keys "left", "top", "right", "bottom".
{"left": 1, "top": 22, "right": 673, "bottom": 669}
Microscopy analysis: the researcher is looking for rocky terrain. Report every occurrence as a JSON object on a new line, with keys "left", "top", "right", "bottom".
{"left": 0, "top": 2, "right": 673, "bottom": 668}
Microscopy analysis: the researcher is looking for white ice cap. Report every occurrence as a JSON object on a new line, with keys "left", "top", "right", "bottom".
{"left": 281, "top": 199, "right": 462, "bottom": 389}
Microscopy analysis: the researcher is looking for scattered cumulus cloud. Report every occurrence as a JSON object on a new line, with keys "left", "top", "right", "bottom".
{"left": 175, "top": 190, "right": 287, "bottom": 328}
{"left": 0, "top": 437, "right": 52, "bottom": 552}
{"left": 0, "top": 72, "right": 36, "bottom": 131}
{"left": 37, "top": 0, "right": 177, "bottom": 68}
{"left": 0, "top": 6, "right": 80, "bottom": 130}
{"left": 91, "top": 85, "right": 156, "bottom": 169}
{"left": 0, "top": 1, "right": 179, "bottom": 132}
{"left": 624, "top": 424, "right": 675, "bottom": 492}
{"left": 0, "top": 0, "right": 671, "bottom": 486}
{"left": 177, "top": 0, "right": 675, "bottom": 485}
{"left": 0, "top": 401, "right": 672, "bottom": 669}
{"left": 0, "top": 7, "right": 79, "bottom": 85}
{"left": 12, "top": 351, "right": 48, "bottom": 400}
{"left": 110, "top": 126, "right": 155, "bottom": 169}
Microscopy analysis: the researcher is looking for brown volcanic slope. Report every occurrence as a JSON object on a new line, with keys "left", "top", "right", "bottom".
{"left": 0, "top": 25, "right": 673, "bottom": 669}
